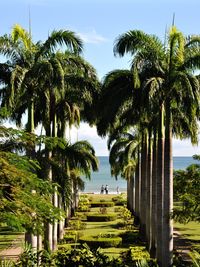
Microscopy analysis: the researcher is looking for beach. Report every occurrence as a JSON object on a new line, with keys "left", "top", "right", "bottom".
{"left": 81, "top": 156, "right": 198, "bottom": 194}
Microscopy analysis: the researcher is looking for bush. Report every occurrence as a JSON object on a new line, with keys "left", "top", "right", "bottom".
{"left": 112, "top": 194, "right": 127, "bottom": 206}
{"left": 69, "top": 219, "right": 86, "bottom": 230}
{"left": 86, "top": 213, "right": 117, "bottom": 222}
{"left": 78, "top": 195, "right": 91, "bottom": 212}
{"left": 78, "top": 205, "right": 90, "bottom": 212}
{"left": 119, "top": 230, "right": 140, "bottom": 244}
{"left": 130, "top": 246, "right": 150, "bottom": 260}
{"left": 99, "top": 207, "right": 107, "bottom": 214}
{"left": 114, "top": 206, "right": 123, "bottom": 212}
{"left": 90, "top": 201, "right": 114, "bottom": 207}
{"left": 115, "top": 200, "right": 127, "bottom": 206}
{"left": 79, "top": 236, "right": 122, "bottom": 248}
{"left": 59, "top": 231, "right": 79, "bottom": 244}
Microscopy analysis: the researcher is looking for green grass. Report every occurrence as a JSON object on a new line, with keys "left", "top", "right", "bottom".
{"left": 174, "top": 221, "right": 200, "bottom": 242}
{"left": 67, "top": 193, "right": 146, "bottom": 258}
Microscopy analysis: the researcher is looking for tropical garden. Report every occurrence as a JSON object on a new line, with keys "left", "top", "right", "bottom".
{"left": 0, "top": 24, "right": 200, "bottom": 267}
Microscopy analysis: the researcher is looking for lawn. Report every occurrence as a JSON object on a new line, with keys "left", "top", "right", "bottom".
{"left": 174, "top": 221, "right": 200, "bottom": 242}
{"left": 60, "top": 193, "right": 146, "bottom": 259}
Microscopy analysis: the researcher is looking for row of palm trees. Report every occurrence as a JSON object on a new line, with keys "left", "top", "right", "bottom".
{"left": 1, "top": 24, "right": 200, "bottom": 267}
{"left": 0, "top": 25, "right": 99, "bottom": 251}
{"left": 96, "top": 27, "right": 200, "bottom": 267}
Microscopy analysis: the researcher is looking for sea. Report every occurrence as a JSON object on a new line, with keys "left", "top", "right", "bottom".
{"left": 81, "top": 156, "right": 199, "bottom": 194}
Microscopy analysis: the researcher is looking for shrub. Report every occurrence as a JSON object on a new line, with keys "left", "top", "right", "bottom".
{"left": 59, "top": 231, "right": 78, "bottom": 244}
{"left": 114, "top": 206, "right": 123, "bottom": 212}
{"left": 86, "top": 213, "right": 117, "bottom": 222}
{"left": 55, "top": 244, "right": 116, "bottom": 266}
{"left": 99, "top": 207, "right": 107, "bottom": 214}
{"left": 78, "top": 205, "right": 90, "bottom": 212}
{"left": 90, "top": 201, "right": 114, "bottom": 207}
{"left": 120, "top": 206, "right": 132, "bottom": 226}
{"left": 79, "top": 236, "right": 122, "bottom": 248}
{"left": 119, "top": 230, "right": 140, "bottom": 244}
{"left": 69, "top": 219, "right": 86, "bottom": 230}
{"left": 112, "top": 194, "right": 127, "bottom": 206}
{"left": 78, "top": 195, "right": 90, "bottom": 212}
{"left": 115, "top": 199, "right": 127, "bottom": 206}
{"left": 130, "top": 246, "right": 150, "bottom": 260}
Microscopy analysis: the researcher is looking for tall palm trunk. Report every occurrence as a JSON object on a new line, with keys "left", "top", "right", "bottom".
{"left": 44, "top": 125, "right": 53, "bottom": 251}
{"left": 58, "top": 195, "right": 65, "bottom": 240}
{"left": 140, "top": 131, "right": 148, "bottom": 239}
{"left": 163, "top": 100, "right": 173, "bottom": 267}
{"left": 52, "top": 114, "right": 58, "bottom": 251}
{"left": 156, "top": 104, "right": 165, "bottom": 266}
{"left": 128, "top": 175, "right": 134, "bottom": 213}
{"left": 25, "top": 100, "right": 38, "bottom": 250}
{"left": 150, "top": 128, "right": 157, "bottom": 258}
{"left": 135, "top": 149, "right": 141, "bottom": 221}
{"left": 146, "top": 128, "right": 152, "bottom": 250}
{"left": 57, "top": 123, "right": 66, "bottom": 240}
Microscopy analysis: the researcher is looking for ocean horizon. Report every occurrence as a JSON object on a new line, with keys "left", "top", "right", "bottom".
{"left": 82, "top": 156, "right": 199, "bottom": 194}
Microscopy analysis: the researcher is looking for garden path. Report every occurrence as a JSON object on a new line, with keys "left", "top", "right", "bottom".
{"left": 174, "top": 229, "right": 192, "bottom": 263}
{"left": 0, "top": 234, "right": 24, "bottom": 261}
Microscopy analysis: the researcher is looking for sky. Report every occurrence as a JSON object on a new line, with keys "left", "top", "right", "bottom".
{"left": 1, "top": 0, "right": 200, "bottom": 156}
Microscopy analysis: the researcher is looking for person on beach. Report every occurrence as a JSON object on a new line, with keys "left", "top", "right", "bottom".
{"left": 116, "top": 186, "right": 119, "bottom": 194}
{"left": 105, "top": 185, "right": 108, "bottom": 194}
{"left": 101, "top": 185, "right": 104, "bottom": 194}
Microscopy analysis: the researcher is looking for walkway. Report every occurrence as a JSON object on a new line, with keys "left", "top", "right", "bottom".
{"left": 174, "top": 229, "right": 192, "bottom": 263}
{"left": 0, "top": 234, "right": 24, "bottom": 261}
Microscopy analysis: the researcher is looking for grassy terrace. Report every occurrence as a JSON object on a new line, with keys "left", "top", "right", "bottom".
{"left": 1, "top": 194, "right": 200, "bottom": 257}
{"left": 58, "top": 193, "right": 147, "bottom": 259}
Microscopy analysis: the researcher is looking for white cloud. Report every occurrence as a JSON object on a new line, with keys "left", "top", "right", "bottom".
{"left": 173, "top": 138, "right": 199, "bottom": 156}
{"left": 70, "top": 123, "right": 200, "bottom": 157}
{"left": 78, "top": 30, "right": 108, "bottom": 44}
{"left": 70, "top": 123, "right": 109, "bottom": 156}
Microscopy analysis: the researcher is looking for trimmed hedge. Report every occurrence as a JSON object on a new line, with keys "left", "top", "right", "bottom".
{"left": 119, "top": 230, "right": 140, "bottom": 244}
{"left": 112, "top": 196, "right": 127, "bottom": 206}
{"left": 90, "top": 201, "right": 114, "bottom": 207}
{"left": 79, "top": 236, "right": 122, "bottom": 248}
{"left": 86, "top": 213, "right": 117, "bottom": 222}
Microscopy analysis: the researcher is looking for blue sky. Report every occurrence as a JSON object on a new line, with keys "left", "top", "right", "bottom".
{"left": 1, "top": 0, "right": 200, "bottom": 156}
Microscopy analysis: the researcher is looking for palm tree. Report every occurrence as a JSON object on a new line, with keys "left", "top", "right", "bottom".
{"left": 108, "top": 129, "right": 140, "bottom": 212}
{"left": 0, "top": 24, "right": 84, "bottom": 251}
{"left": 114, "top": 26, "right": 200, "bottom": 267}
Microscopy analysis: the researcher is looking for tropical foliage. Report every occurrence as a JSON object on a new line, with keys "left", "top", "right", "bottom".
{"left": 0, "top": 24, "right": 99, "bottom": 251}
{"left": 173, "top": 155, "right": 200, "bottom": 223}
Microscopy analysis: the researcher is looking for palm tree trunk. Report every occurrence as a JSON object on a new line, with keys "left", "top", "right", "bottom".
{"left": 146, "top": 128, "right": 152, "bottom": 251}
{"left": 52, "top": 114, "right": 58, "bottom": 251}
{"left": 58, "top": 195, "right": 65, "bottom": 240}
{"left": 128, "top": 175, "right": 134, "bottom": 213}
{"left": 150, "top": 128, "right": 157, "bottom": 258}
{"left": 140, "top": 131, "right": 148, "bottom": 239}
{"left": 135, "top": 150, "right": 141, "bottom": 220}
{"left": 25, "top": 100, "right": 38, "bottom": 248}
{"left": 163, "top": 100, "right": 173, "bottom": 267}
{"left": 52, "top": 188, "right": 58, "bottom": 251}
{"left": 44, "top": 157, "right": 53, "bottom": 251}
{"left": 44, "top": 125, "right": 53, "bottom": 251}
{"left": 27, "top": 100, "right": 35, "bottom": 133}
{"left": 156, "top": 104, "right": 165, "bottom": 266}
